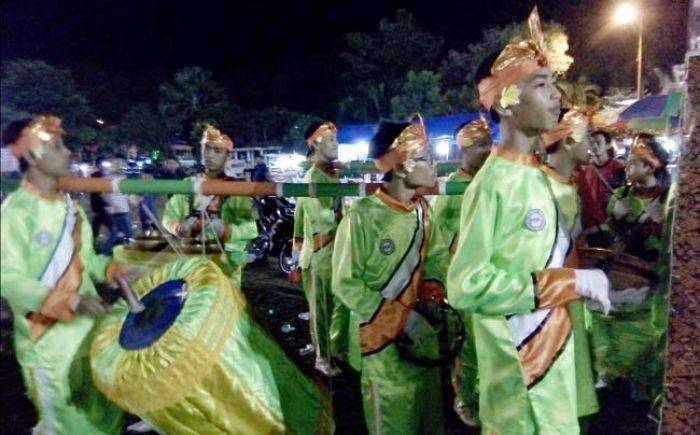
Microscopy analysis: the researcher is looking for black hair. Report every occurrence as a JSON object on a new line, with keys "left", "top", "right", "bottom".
{"left": 304, "top": 121, "right": 328, "bottom": 141}
{"left": 474, "top": 51, "right": 502, "bottom": 123}
{"left": 369, "top": 121, "right": 410, "bottom": 159}
{"left": 591, "top": 130, "right": 612, "bottom": 144}
{"left": 635, "top": 134, "right": 670, "bottom": 187}
{"left": 453, "top": 121, "right": 469, "bottom": 139}
{"left": 2, "top": 118, "right": 34, "bottom": 173}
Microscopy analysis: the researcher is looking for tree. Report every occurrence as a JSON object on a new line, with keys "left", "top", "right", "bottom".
{"left": 1, "top": 59, "right": 96, "bottom": 148}
{"left": 158, "top": 66, "right": 232, "bottom": 140}
{"left": 118, "top": 103, "right": 169, "bottom": 150}
{"left": 391, "top": 71, "right": 447, "bottom": 120}
{"left": 339, "top": 9, "right": 444, "bottom": 122}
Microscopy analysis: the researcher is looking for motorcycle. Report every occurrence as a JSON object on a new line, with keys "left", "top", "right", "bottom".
{"left": 248, "top": 197, "right": 296, "bottom": 275}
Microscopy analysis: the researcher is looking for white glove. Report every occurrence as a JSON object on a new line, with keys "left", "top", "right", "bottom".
{"left": 574, "top": 269, "right": 611, "bottom": 315}
{"left": 612, "top": 199, "right": 630, "bottom": 220}
{"left": 291, "top": 249, "right": 300, "bottom": 264}
{"left": 610, "top": 286, "right": 650, "bottom": 308}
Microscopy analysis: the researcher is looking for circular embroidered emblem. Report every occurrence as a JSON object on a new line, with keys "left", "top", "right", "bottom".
{"left": 524, "top": 209, "right": 546, "bottom": 232}
{"left": 379, "top": 238, "right": 395, "bottom": 255}
{"left": 35, "top": 231, "right": 53, "bottom": 246}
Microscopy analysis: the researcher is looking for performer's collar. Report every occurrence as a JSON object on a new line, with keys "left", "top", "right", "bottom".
{"left": 376, "top": 187, "right": 417, "bottom": 212}
{"left": 632, "top": 184, "right": 662, "bottom": 199}
{"left": 540, "top": 164, "right": 574, "bottom": 185}
{"left": 313, "top": 161, "right": 337, "bottom": 177}
{"left": 492, "top": 146, "right": 540, "bottom": 167}
{"left": 20, "top": 179, "right": 63, "bottom": 201}
{"left": 457, "top": 167, "right": 475, "bottom": 180}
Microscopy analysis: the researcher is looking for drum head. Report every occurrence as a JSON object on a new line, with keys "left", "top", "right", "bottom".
{"left": 119, "top": 279, "right": 188, "bottom": 350}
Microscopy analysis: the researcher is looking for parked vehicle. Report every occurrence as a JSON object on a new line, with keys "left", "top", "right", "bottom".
{"left": 248, "top": 196, "right": 296, "bottom": 275}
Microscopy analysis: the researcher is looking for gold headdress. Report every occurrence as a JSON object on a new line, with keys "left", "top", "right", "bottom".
{"left": 541, "top": 106, "right": 592, "bottom": 147}
{"left": 455, "top": 115, "right": 492, "bottom": 148}
{"left": 630, "top": 135, "right": 662, "bottom": 169}
{"left": 9, "top": 115, "right": 64, "bottom": 158}
{"left": 374, "top": 113, "right": 429, "bottom": 173}
{"left": 306, "top": 121, "right": 337, "bottom": 148}
{"left": 478, "top": 7, "right": 572, "bottom": 110}
{"left": 200, "top": 124, "right": 233, "bottom": 151}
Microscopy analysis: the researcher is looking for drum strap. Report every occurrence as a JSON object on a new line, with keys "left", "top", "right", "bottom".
{"left": 27, "top": 196, "right": 84, "bottom": 340}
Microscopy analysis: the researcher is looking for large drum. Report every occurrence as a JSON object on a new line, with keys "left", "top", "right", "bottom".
{"left": 91, "top": 258, "right": 333, "bottom": 434}
{"left": 578, "top": 247, "right": 658, "bottom": 291}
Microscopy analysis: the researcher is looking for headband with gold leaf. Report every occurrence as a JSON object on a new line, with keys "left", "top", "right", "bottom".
{"left": 631, "top": 136, "right": 662, "bottom": 169}
{"left": 374, "top": 113, "right": 429, "bottom": 173}
{"left": 9, "top": 115, "right": 65, "bottom": 158}
{"left": 478, "top": 7, "right": 572, "bottom": 110}
{"left": 455, "top": 115, "right": 492, "bottom": 148}
{"left": 306, "top": 121, "right": 337, "bottom": 148}
{"left": 541, "top": 106, "right": 593, "bottom": 147}
{"left": 200, "top": 124, "right": 233, "bottom": 151}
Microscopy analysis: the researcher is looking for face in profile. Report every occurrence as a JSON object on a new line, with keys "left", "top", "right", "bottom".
{"left": 503, "top": 67, "right": 561, "bottom": 132}
{"left": 460, "top": 138, "right": 492, "bottom": 173}
{"left": 403, "top": 145, "right": 436, "bottom": 188}
{"left": 27, "top": 135, "right": 71, "bottom": 177}
{"left": 314, "top": 130, "right": 338, "bottom": 162}
{"left": 203, "top": 143, "right": 229, "bottom": 173}
{"left": 569, "top": 131, "right": 592, "bottom": 166}
{"left": 590, "top": 133, "right": 611, "bottom": 166}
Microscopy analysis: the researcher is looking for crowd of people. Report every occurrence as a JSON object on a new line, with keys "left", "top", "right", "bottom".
{"left": 0, "top": 7, "right": 675, "bottom": 435}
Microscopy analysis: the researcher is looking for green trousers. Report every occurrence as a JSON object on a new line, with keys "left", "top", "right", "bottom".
{"left": 451, "top": 312, "right": 479, "bottom": 425}
{"left": 361, "top": 343, "right": 444, "bottom": 435}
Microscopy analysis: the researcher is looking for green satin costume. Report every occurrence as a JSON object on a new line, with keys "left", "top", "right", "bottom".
{"left": 431, "top": 169, "right": 480, "bottom": 424}
{"left": 162, "top": 175, "right": 258, "bottom": 288}
{"left": 0, "top": 183, "right": 123, "bottom": 434}
{"left": 543, "top": 167, "right": 599, "bottom": 418}
{"left": 332, "top": 189, "right": 448, "bottom": 435}
{"left": 294, "top": 164, "right": 349, "bottom": 362}
{"left": 447, "top": 149, "right": 579, "bottom": 435}
{"left": 90, "top": 257, "right": 333, "bottom": 435}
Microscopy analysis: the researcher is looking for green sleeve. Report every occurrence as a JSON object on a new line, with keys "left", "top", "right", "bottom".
{"left": 331, "top": 210, "right": 383, "bottom": 322}
{"left": 0, "top": 210, "right": 51, "bottom": 315}
{"left": 423, "top": 207, "right": 450, "bottom": 286}
{"left": 605, "top": 190, "right": 619, "bottom": 219}
{"left": 446, "top": 183, "right": 536, "bottom": 315}
{"left": 77, "top": 207, "right": 111, "bottom": 283}
{"left": 293, "top": 198, "right": 305, "bottom": 240}
{"left": 162, "top": 194, "right": 189, "bottom": 234}
{"left": 221, "top": 196, "right": 258, "bottom": 258}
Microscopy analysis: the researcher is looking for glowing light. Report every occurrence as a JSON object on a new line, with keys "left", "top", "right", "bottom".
{"left": 434, "top": 137, "right": 451, "bottom": 158}
{"left": 338, "top": 141, "right": 369, "bottom": 161}
{"left": 96, "top": 118, "right": 105, "bottom": 125}
{"left": 612, "top": 2, "right": 639, "bottom": 26}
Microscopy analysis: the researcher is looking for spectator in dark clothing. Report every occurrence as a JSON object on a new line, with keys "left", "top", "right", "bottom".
{"left": 90, "top": 157, "right": 112, "bottom": 239}
{"left": 138, "top": 167, "right": 158, "bottom": 234}
{"left": 251, "top": 155, "right": 271, "bottom": 181}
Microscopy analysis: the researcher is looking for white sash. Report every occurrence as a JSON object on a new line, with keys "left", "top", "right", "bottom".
{"left": 507, "top": 211, "right": 570, "bottom": 347}
{"left": 39, "top": 195, "right": 78, "bottom": 288}
{"left": 380, "top": 202, "right": 425, "bottom": 301}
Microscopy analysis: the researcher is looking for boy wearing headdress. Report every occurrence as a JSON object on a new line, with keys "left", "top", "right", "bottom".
{"left": 332, "top": 115, "right": 448, "bottom": 435}
{"left": 0, "top": 116, "right": 129, "bottom": 434}
{"left": 290, "top": 120, "right": 349, "bottom": 375}
{"left": 447, "top": 8, "right": 611, "bottom": 434}
{"left": 541, "top": 108, "right": 601, "bottom": 419}
{"left": 162, "top": 124, "right": 257, "bottom": 288}
{"left": 431, "top": 116, "right": 491, "bottom": 426}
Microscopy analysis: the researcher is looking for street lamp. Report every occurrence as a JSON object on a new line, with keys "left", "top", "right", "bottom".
{"left": 612, "top": 2, "right": 644, "bottom": 100}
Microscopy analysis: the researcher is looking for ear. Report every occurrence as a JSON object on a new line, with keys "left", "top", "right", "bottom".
{"left": 22, "top": 149, "right": 38, "bottom": 167}
{"left": 492, "top": 99, "right": 512, "bottom": 118}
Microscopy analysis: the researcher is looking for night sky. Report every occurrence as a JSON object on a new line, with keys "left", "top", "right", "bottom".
{"left": 1, "top": 0, "right": 689, "bottom": 119}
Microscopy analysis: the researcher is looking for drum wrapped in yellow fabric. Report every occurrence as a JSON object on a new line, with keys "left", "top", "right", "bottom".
{"left": 90, "top": 258, "right": 333, "bottom": 434}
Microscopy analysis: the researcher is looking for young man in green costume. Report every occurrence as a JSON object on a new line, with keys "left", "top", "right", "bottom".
{"left": 541, "top": 108, "right": 601, "bottom": 420}
{"left": 431, "top": 116, "right": 491, "bottom": 427}
{"left": 0, "top": 116, "right": 129, "bottom": 434}
{"left": 290, "top": 120, "right": 349, "bottom": 375}
{"left": 446, "top": 8, "right": 611, "bottom": 434}
{"left": 332, "top": 115, "right": 448, "bottom": 435}
{"left": 162, "top": 124, "right": 257, "bottom": 288}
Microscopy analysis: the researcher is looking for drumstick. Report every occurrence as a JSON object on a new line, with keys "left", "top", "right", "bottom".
{"left": 590, "top": 165, "right": 622, "bottom": 200}
{"left": 141, "top": 204, "right": 185, "bottom": 258}
{"left": 115, "top": 276, "right": 146, "bottom": 313}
